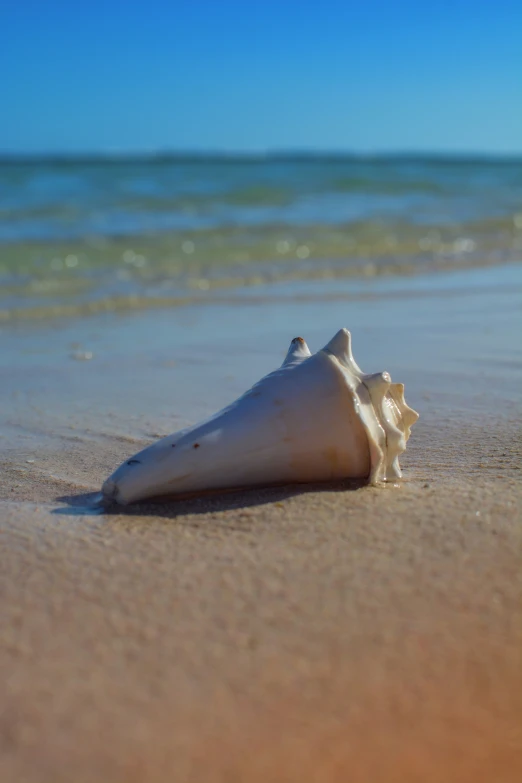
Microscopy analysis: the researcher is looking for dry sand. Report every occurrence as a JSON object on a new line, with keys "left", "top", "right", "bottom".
{"left": 1, "top": 264, "right": 521, "bottom": 782}
{"left": 1, "top": 415, "right": 521, "bottom": 783}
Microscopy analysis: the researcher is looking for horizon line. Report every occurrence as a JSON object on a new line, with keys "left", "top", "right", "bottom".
{"left": 1, "top": 149, "right": 521, "bottom": 165}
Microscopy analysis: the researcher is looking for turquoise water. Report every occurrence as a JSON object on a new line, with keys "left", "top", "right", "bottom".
{"left": 1, "top": 154, "right": 521, "bottom": 319}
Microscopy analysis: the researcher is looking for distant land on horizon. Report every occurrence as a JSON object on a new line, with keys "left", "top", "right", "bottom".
{"left": 1, "top": 150, "right": 521, "bottom": 165}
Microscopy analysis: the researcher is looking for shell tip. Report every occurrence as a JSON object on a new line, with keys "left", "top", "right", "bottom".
{"left": 282, "top": 335, "right": 312, "bottom": 365}
{"left": 323, "top": 328, "right": 361, "bottom": 369}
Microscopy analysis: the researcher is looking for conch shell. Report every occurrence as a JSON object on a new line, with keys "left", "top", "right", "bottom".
{"left": 102, "top": 329, "right": 418, "bottom": 505}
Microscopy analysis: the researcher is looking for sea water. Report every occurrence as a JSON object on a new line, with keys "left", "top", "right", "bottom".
{"left": 1, "top": 153, "right": 521, "bottom": 320}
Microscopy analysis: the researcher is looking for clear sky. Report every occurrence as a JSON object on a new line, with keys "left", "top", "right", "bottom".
{"left": 1, "top": 0, "right": 521, "bottom": 154}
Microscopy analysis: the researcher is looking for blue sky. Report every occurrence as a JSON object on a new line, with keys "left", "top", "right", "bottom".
{"left": 1, "top": 0, "right": 521, "bottom": 154}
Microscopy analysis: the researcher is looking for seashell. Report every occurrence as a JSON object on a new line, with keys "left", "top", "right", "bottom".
{"left": 102, "top": 329, "right": 418, "bottom": 505}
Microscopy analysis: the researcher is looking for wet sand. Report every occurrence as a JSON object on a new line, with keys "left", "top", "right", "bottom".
{"left": 1, "top": 264, "right": 521, "bottom": 782}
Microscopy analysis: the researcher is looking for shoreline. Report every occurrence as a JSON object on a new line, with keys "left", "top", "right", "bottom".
{"left": 2, "top": 254, "right": 521, "bottom": 323}
{"left": 2, "top": 262, "right": 520, "bottom": 457}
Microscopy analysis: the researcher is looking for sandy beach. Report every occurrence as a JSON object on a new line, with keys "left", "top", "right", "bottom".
{"left": 1, "top": 264, "right": 521, "bottom": 782}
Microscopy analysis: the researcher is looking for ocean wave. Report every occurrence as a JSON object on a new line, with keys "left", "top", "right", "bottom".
{"left": 1, "top": 155, "right": 521, "bottom": 319}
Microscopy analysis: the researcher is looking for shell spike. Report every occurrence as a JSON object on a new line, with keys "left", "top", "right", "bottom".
{"left": 362, "top": 371, "right": 391, "bottom": 403}
{"left": 388, "top": 382, "right": 419, "bottom": 439}
{"left": 323, "top": 328, "right": 363, "bottom": 374}
{"left": 282, "top": 336, "right": 312, "bottom": 366}
{"left": 402, "top": 407, "right": 419, "bottom": 430}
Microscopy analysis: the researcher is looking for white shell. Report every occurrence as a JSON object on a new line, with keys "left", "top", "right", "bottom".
{"left": 102, "top": 329, "right": 418, "bottom": 505}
